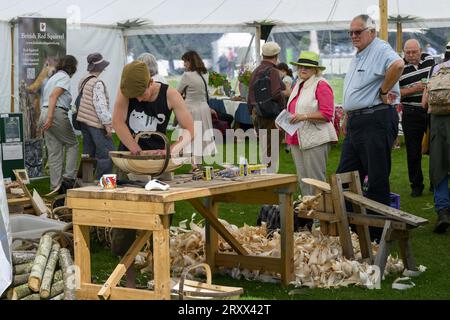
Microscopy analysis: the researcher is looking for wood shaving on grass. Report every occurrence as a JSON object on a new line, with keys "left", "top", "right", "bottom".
{"left": 136, "top": 218, "right": 408, "bottom": 289}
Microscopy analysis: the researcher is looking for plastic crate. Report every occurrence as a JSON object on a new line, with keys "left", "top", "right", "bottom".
{"left": 390, "top": 192, "right": 400, "bottom": 209}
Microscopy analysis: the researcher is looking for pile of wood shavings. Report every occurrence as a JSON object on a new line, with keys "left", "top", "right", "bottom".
{"left": 136, "top": 218, "right": 405, "bottom": 289}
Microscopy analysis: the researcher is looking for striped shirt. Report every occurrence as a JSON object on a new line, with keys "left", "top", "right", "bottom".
{"left": 399, "top": 53, "right": 435, "bottom": 107}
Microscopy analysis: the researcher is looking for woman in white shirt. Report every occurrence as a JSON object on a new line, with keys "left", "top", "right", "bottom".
{"left": 40, "top": 55, "right": 79, "bottom": 191}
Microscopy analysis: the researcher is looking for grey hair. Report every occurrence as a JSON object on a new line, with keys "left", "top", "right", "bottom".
{"left": 136, "top": 52, "right": 159, "bottom": 76}
{"left": 353, "top": 14, "right": 376, "bottom": 30}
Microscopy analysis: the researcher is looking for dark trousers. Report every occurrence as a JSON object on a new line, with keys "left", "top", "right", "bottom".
{"left": 80, "top": 122, "right": 115, "bottom": 179}
{"left": 337, "top": 107, "right": 399, "bottom": 240}
{"left": 402, "top": 106, "right": 427, "bottom": 191}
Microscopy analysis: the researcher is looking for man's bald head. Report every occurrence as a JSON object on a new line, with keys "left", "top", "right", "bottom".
{"left": 404, "top": 39, "right": 422, "bottom": 65}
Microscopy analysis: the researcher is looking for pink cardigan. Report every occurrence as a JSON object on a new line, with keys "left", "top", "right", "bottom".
{"left": 285, "top": 80, "right": 334, "bottom": 145}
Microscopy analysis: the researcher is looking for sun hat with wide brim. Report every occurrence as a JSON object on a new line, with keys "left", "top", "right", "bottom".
{"left": 290, "top": 51, "right": 326, "bottom": 71}
{"left": 87, "top": 52, "right": 110, "bottom": 72}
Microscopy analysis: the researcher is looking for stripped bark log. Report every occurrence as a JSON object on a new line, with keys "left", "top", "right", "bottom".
{"left": 12, "top": 251, "right": 36, "bottom": 265}
{"left": 13, "top": 262, "right": 33, "bottom": 275}
{"left": 12, "top": 273, "right": 30, "bottom": 286}
{"left": 28, "top": 234, "right": 53, "bottom": 292}
{"left": 58, "top": 248, "right": 76, "bottom": 300}
{"left": 39, "top": 243, "right": 60, "bottom": 298}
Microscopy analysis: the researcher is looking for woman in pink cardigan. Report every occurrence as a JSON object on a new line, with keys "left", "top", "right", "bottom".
{"left": 285, "top": 51, "right": 338, "bottom": 197}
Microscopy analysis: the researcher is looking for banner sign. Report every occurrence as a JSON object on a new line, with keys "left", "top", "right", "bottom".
{"left": 18, "top": 17, "right": 66, "bottom": 177}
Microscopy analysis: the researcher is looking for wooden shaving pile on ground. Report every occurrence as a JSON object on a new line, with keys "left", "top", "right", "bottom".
{"left": 136, "top": 218, "right": 406, "bottom": 289}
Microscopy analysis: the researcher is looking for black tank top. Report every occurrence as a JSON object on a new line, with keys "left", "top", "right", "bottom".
{"left": 120, "top": 83, "right": 172, "bottom": 151}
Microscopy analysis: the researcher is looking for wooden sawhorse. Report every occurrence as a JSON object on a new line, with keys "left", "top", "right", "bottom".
{"left": 301, "top": 171, "right": 428, "bottom": 274}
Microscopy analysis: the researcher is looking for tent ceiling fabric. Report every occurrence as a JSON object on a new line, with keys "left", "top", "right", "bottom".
{"left": 0, "top": 0, "right": 448, "bottom": 26}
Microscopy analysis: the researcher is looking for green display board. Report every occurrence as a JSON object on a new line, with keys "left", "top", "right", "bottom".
{"left": 0, "top": 113, "right": 25, "bottom": 179}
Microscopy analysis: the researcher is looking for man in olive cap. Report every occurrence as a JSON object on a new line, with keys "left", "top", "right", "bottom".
{"left": 112, "top": 60, "right": 194, "bottom": 156}
{"left": 111, "top": 60, "right": 194, "bottom": 288}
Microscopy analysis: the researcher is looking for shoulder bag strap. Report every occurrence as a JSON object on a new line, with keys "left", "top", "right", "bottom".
{"left": 79, "top": 75, "right": 97, "bottom": 95}
{"left": 198, "top": 71, "right": 210, "bottom": 103}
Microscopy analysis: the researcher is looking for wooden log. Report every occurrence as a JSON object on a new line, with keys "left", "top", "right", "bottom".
{"left": 12, "top": 273, "right": 30, "bottom": 286}
{"left": 8, "top": 272, "right": 64, "bottom": 300}
{"left": 50, "top": 293, "right": 65, "bottom": 300}
{"left": 28, "top": 234, "right": 53, "bottom": 292}
{"left": 13, "top": 262, "right": 33, "bottom": 275}
{"left": 7, "top": 283, "right": 32, "bottom": 300}
{"left": 52, "top": 270, "right": 63, "bottom": 283}
{"left": 48, "top": 280, "right": 64, "bottom": 299}
{"left": 12, "top": 251, "right": 36, "bottom": 265}
{"left": 20, "top": 293, "right": 41, "bottom": 300}
{"left": 59, "top": 248, "right": 76, "bottom": 300}
{"left": 39, "top": 243, "right": 61, "bottom": 299}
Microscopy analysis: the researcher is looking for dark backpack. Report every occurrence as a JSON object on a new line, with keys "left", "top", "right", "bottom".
{"left": 72, "top": 75, "right": 96, "bottom": 130}
{"left": 253, "top": 67, "right": 282, "bottom": 119}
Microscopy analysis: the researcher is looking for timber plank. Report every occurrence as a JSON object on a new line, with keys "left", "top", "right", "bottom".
{"left": 215, "top": 253, "right": 281, "bottom": 273}
{"left": 67, "top": 174, "right": 298, "bottom": 203}
{"left": 343, "top": 192, "right": 428, "bottom": 226}
{"left": 78, "top": 283, "right": 162, "bottom": 300}
{"left": 73, "top": 209, "right": 163, "bottom": 230}
{"left": 189, "top": 199, "right": 248, "bottom": 256}
{"left": 98, "top": 230, "right": 152, "bottom": 300}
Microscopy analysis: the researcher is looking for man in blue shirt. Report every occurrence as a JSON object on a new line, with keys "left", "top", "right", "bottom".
{"left": 337, "top": 14, "right": 405, "bottom": 241}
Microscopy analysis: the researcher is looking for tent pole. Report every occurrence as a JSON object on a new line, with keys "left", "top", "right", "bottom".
{"left": 123, "top": 32, "right": 128, "bottom": 63}
{"left": 10, "top": 24, "right": 14, "bottom": 112}
{"left": 255, "top": 25, "right": 261, "bottom": 64}
{"left": 396, "top": 21, "right": 403, "bottom": 54}
{"left": 379, "top": 0, "right": 388, "bottom": 41}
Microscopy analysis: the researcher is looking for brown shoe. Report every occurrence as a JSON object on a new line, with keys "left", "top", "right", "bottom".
{"left": 433, "top": 208, "right": 450, "bottom": 233}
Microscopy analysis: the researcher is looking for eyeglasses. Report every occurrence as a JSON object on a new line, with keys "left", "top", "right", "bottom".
{"left": 348, "top": 27, "right": 369, "bottom": 37}
{"left": 298, "top": 65, "right": 313, "bottom": 70}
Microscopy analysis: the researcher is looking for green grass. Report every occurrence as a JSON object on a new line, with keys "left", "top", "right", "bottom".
{"left": 28, "top": 136, "right": 449, "bottom": 300}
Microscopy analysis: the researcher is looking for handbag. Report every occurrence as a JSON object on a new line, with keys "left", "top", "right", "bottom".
{"left": 72, "top": 75, "right": 96, "bottom": 130}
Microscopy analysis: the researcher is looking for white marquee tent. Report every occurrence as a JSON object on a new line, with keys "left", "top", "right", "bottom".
{"left": 1, "top": 0, "right": 449, "bottom": 113}
{"left": 0, "top": 0, "right": 449, "bottom": 296}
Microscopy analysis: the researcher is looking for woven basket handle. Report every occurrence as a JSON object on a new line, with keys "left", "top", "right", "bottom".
{"left": 134, "top": 131, "right": 171, "bottom": 177}
{"left": 178, "top": 263, "right": 212, "bottom": 300}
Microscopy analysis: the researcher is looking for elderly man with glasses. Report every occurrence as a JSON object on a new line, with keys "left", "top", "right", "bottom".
{"left": 399, "top": 39, "right": 435, "bottom": 198}
{"left": 337, "top": 14, "right": 405, "bottom": 241}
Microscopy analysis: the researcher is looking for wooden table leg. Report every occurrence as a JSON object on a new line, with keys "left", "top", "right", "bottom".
{"left": 73, "top": 224, "right": 91, "bottom": 293}
{"left": 204, "top": 198, "right": 218, "bottom": 272}
{"left": 153, "top": 215, "right": 171, "bottom": 299}
{"left": 278, "top": 190, "right": 294, "bottom": 285}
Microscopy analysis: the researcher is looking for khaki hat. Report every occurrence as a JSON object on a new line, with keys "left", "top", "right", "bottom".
{"left": 290, "top": 51, "right": 326, "bottom": 71}
{"left": 120, "top": 61, "right": 150, "bottom": 98}
{"left": 262, "top": 42, "right": 281, "bottom": 56}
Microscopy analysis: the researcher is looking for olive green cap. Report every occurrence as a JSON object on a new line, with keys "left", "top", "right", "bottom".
{"left": 120, "top": 61, "right": 150, "bottom": 98}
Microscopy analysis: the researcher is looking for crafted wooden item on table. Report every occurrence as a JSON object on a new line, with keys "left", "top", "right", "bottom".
{"left": 109, "top": 132, "right": 190, "bottom": 177}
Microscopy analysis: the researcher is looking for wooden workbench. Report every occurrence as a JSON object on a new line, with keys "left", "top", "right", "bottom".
{"left": 67, "top": 173, "right": 297, "bottom": 300}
